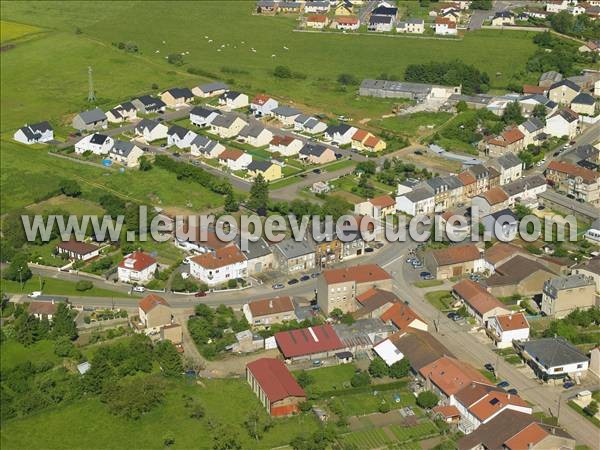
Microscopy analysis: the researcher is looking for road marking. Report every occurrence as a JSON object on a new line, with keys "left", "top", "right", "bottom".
{"left": 383, "top": 253, "right": 404, "bottom": 268}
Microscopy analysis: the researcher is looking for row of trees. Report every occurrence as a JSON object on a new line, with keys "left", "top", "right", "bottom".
{"left": 404, "top": 61, "right": 490, "bottom": 95}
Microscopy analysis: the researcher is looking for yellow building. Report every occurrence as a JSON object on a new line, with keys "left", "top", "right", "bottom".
{"left": 247, "top": 160, "right": 282, "bottom": 181}
{"left": 351, "top": 129, "right": 387, "bottom": 153}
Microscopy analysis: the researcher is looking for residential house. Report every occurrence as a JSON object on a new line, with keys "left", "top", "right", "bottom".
{"left": 244, "top": 296, "right": 297, "bottom": 327}
{"left": 138, "top": 294, "right": 173, "bottom": 331}
{"left": 517, "top": 338, "right": 589, "bottom": 381}
{"left": 382, "top": 328, "right": 452, "bottom": 372}
{"left": 440, "top": 8, "right": 461, "bottom": 22}
{"left": 256, "top": 0, "right": 279, "bottom": 14}
{"left": 487, "top": 313, "right": 530, "bottom": 349}
{"left": 491, "top": 10, "right": 515, "bottom": 25}
{"left": 311, "top": 180, "right": 331, "bottom": 194}
{"left": 522, "top": 84, "right": 546, "bottom": 95}
{"left": 572, "top": 256, "right": 600, "bottom": 293}
{"left": 274, "top": 324, "right": 345, "bottom": 361}
{"left": 395, "top": 187, "right": 436, "bottom": 216}
{"left": 160, "top": 87, "right": 194, "bottom": 108}
{"left": 541, "top": 274, "right": 596, "bottom": 318}
{"left": 131, "top": 95, "right": 166, "bottom": 114}
{"left": 435, "top": 17, "right": 458, "bottom": 35}
{"left": 486, "top": 255, "right": 556, "bottom": 298}
{"left": 272, "top": 238, "right": 316, "bottom": 273}
{"left": 189, "top": 245, "right": 248, "bottom": 286}
{"left": 425, "top": 244, "right": 484, "bottom": 280}
{"left": 295, "top": 115, "right": 328, "bottom": 134}
{"left": 247, "top": 160, "right": 282, "bottom": 181}
{"left": 299, "top": 142, "right": 336, "bottom": 164}
{"left": 518, "top": 117, "right": 546, "bottom": 147}
{"left": 538, "top": 70, "right": 562, "bottom": 88}
{"left": 570, "top": 92, "right": 596, "bottom": 116}
{"left": 480, "top": 208, "right": 519, "bottom": 241}
{"left": 545, "top": 160, "right": 600, "bottom": 205}
{"left": 167, "top": 124, "right": 197, "bottom": 149}
{"left": 210, "top": 114, "right": 248, "bottom": 138}
{"left": 306, "top": 14, "right": 330, "bottom": 28}
{"left": 354, "top": 195, "right": 396, "bottom": 220}
{"left": 72, "top": 108, "right": 107, "bottom": 131}
{"left": 56, "top": 240, "right": 100, "bottom": 261}
{"left": 471, "top": 187, "right": 509, "bottom": 218}
{"left": 351, "top": 129, "right": 386, "bottom": 152}
{"left": 395, "top": 18, "right": 425, "bottom": 33}
{"left": 466, "top": 164, "right": 490, "bottom": 196}
{"left": 304, "top": 1, "right": 329, "bottom": 13}
{"left": 368, "top": 14, "right": 394, "bottom": 32}
{"left": 75, "top": 133, "right": 114, "bottom": 155}
{"left": 501, "top": 174, "right": 547, "bottom": 207}
{"left": 108, "top": 140, "right": 144, "bottom": 167}
{"left": 246, "top": 358, "right": 306, "bottom": 416}
{"left": 28, "top": 301, "right": 59, "bottom": 321}
{"left": 192, "top": 82, "right": 229, "bottom": 98}
{"left": 271, "top": 106, "right": 301, "bottom": 127}
{"left": 452, "top": 279, "right": 510, "bottom": 325}
{"left": 134, "top": 118, "right": 168, "bottom": 142}
{"left": 371, "top": 4, "right": 398, "bottom": 18}
{"left": 313, "top": 233, "right": 342, "bottom": 269}
{"left": 217, "top": 148, "right": 252, "bottom": 171}
{"left": 419, "top": 356, "right": 491, "bottom": 402}
{"left": 250, "top": 94, "right": 279, "bottom": 117}
{"left": 335, "top": 16, "right": 360, "bottom": 30}
{"left": 317, "top": 264, "right": 392, "bottom": 314}
{"left": 238, "top": 123, "right": 273, "bottom": 147}
{"left": 380, "top": 302, "right": 428, "bottom": 332}
{"left": 278, "top": 1, "right": 302, "bottom": 13}
{"left": 117, "top": 251, "right": 157, "bottom": 284}
{"left": 425, "top": 175, "right": 464, "bottom": 212}
{"left": 190, "top": 135, "right": 225, "bottom": 158}
{"left": 269, "top": 135, "right": 303, "bottom": 156}
{"left": 458, "top": 171, "right": 478, "bottom": 199}
{"left": 238, "top": 237, "right": 276, "bottom": 275}
{"left": 353, "top": 288, "right": 398, "bottom": 320}
{"left": 13, "top": 121, "right": 54, "bottom": 145}
{"left": 106, "top": 102, "right": 137, "bottom": 123}
{"left": 547, "top": 79, "right": 581, "bottom": 105}
{"left": 324, "top": 124, "right": 357, "bottom": 145}
{"left": 189, "top": 106, "right": 220, "bottom": 127}
{"left": 219, "top": 91, "right": 249, "bottom": 110}
{"left": 483, "top": 242, "right": 529, "bottom": 273}
{"left": 487, "top": 166, "right": 501, "bottom": 188}
{"left": 335, "top": 0, "right": 354, "bottom": 15}
{"left": 482, "top": 128, "right": 525, "bottom": 157}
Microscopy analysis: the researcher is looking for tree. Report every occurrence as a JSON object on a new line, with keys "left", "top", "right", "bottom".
{"left": 330, "top": 308, "right": 344, "bottom": 320}
{"left": 379, "top": 402, "right": 391, "bottom": 413}
{"left": 584, "top": 400, "right": 598, "bottom": 417}
{"left": 224, "top": 190, "right": 239, "bottom": 213}
{"left": 139, "top": 156, "right": 153, "bottom": 171}
{"left": 3, "top": 253, "right": 32, "bottom": 283}
{"left": 368, "top": 357, "right": 389, "bottom": 378}
{"left": 167, "top": 53, "right": 184, "bottom": 66}
{"left": 59, "top": 179, "right": 82, "bottom": 197}
{"left": 350, "top": 370, "right": 371, "bottom": 387}
{"left": 273, "top": 65, "right": 292, "bottom": 79}
{"left": 456, "top": 100, "right": 468, "bottom": 113}
{"left": 417, "top": 390, "right": 439, "bottom": 409}
{"left": 389, "top": 358, "right": 411, "bottom": 379}
{"left": 52, "top": 303, "right": 78, "bottom": 340}
{"left": 212, "top": 424, "right": 242, "bottom": 450}
{"left": 155, "top": 341, "right": 183, "bottom": 377}
{"left": 244, "top": 409, "right": 273, "bottom": 441}
{"left": 337, "top": 73, "right": 358, "bottom": 85}
{"left": 75, "top": 280, "right": 93, "bottom": 291}
{"left": 470, "top": 0, "right": 491, "bottom": 9}
{"left": 296, "top": 370, "right": 314, "bottom": 388}
{"left": 550, "top": 11, "right": 575, "bottom": 35}
{"left": 247, "top": 174, "right": 269, "bottom": 215}
{"left": 503, "top": 101, "right": 525, "bottom": 125}
{"left": 532, "top": 104, "right": 547, "bottom": 120}
{"left": 54, "top": 335, "right": 78, "bottom": 357}
{"left": 101, "top": 378, "right": 165, "bottom": 419}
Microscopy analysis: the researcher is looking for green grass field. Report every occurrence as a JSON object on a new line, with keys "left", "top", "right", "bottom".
{"left": 294, "top": 364, "right": 357, "bottom": 395}
{"left": 0, "top": 339, "right": 59, "bottom": 371}
{"left": 0, "top": 377, "right": 320, "bottom": 450}
{"left": 425, "top": 290, "right": 454, "bottom": 311}
{"left": 373, "top": 112, "right": 452, "bottom": 138}
{"left": 0, "top": 276, "right": 129, "bottom": 298}
{"left": 0, "top": 19, "right": 44, "bottom": 43}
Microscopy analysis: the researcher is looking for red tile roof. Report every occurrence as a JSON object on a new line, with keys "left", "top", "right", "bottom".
{"left": 522, "top": 85, "right": 546, "bottom": 95}
{"left": 452, "top": 279, "right": 508, "bottom": 316}
{"left": 275, "top": 324, "right": 344, "bottom": 358}
{"left": 138, "top": 294, "right": 170, "bottom": 314}
{"left": 364, "top": 135, "right": 382, "bottom": 148}
{"left": 352, "top": 129, "right": 369, "bottom": 142}
{"left": 270, "top": 135, "right": 296, "bottom": 146}
{"left": 469, "top": 391, "right": 530, "bottom": 422}
{"left": 322, "top": 264, "right": 391, "bottom": 285}
{"left": 504, "top": 423, "right": 549, "bottom": 450}
{"left": 419, "top": 356, "right": 491, "bottom": 397}
{"left": 429, "top": 244, "right": 481, "bottom": 266}
{"left": 435, "top": 17, "right": 457, "bottom": 28}
{"left": 495, "top": 313, "right": 529, "bottom": 331}
{"left": 251, "top": 94, "right": 272, "bottom": 105}
{"left": 370, "top": 194, "right": 395, "bottom": 209}
{"left": 380, "top": 302, "right": 426, "bottom": 331}
{"left": 28, "top": 301, "right": 58, "bottom": 316}
{"left": 458, "top": 171, "right": 477, "bottom": 186}
{"left": 248, "top": 296, "right": 294, "bottom": 317}
{"left": 218, "top": 148, "right": 245, "bottom": 161}
{"left": 191, "top": 246, "right": 246, "bottom": 270}
{"left": 433, "top": 405, "right": 461, "bottom": 419}
{"left": 307, "top": 14, "right": 328, "bottom": 22}
{"left": 56, "top": 240, "right": 99, "bottom": 256}
{"left": 484, "top": 243, "right": 527, "bottom": 265}
{"left": 547, "top": 160, "right": 599, "bottom": 184}
{"left": 246, "top": 358, "right": 306, "bottom": 403}
{"left": 337, "top": 16, "right": 359, "bottom": 25}
{"left": 119, "top": 251, "right": 157, "bottom": 271}
{"left": 480, "top": 187, "right": 509, "bottom": 205}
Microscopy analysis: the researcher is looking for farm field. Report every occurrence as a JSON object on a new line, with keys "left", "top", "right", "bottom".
{"left": 0, "top": 19, "right": 44, "bottom": 43}
{"left": 0, "top": 377, "right": 321, "bottom": 450}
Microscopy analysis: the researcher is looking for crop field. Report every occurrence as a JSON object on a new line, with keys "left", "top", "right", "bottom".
{"left": 0, "top": 19, "right": 44, "bottom": 43}
{"left": 340, "top": 421, "right": 439, "bottom": 449}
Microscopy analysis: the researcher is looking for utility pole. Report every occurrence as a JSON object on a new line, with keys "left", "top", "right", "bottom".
{"left": 87, "top": 66, "right": 96, "bottom": 102}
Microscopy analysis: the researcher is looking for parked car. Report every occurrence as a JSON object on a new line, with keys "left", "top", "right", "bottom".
{"left": 365, "top": 247, "right": 374, "bottom": 253}
{"left": 447, "top": 312, "right": 459, "bottom": 320}
{"left": 406, "top": 258, "right": 415, "bottom": 264}
{"left": 132, "top": 286, "right": 145, "bottom": 293}
{"left": 195, "top": 291, "right": 207, "bottom": 297}
{"left": 507, "top": 388, "right": 518, "bottom": 395}
{"left": 312, "top": 168, "right": 321, "bottom": 174}
{"left": 311, "top": 272, "right": 320, "bottom": 278}
{"left": 496, "top": 381, "right": 510, "bottom": 389}
{"left": 484, "top": 363, "right": 495, "bottom": 372}
{"left": 287, "top": 278, "right": 299, "bottom": 285}
{"left": 272, "top": 283, "right": 285, "bottom": 290}
{"left": 300, "top": 275, "right": 310, "bottom": 282}
{"left": 335, "top": 153, "right": 342, "bottom": 159}
{"left": 419, "top": 271, "right": 433, "bottom": 280}
{"left": 563, "top": 381, "right": 575, "bottom": 389}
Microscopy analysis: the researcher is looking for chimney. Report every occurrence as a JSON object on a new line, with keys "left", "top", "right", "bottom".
{"left": 269, "top": 300, "right": 273, "bottom": 309}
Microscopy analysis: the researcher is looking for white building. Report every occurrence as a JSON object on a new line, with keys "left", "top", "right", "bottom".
{"left": 434, "top": 17, "right": 457, "bottom": 35}
{"left": 190, "top": 106, "right": 220, "bottom": 127}
{"left": 167, "top": 125, "right": 197, "bottom": 149}
{"left": 250, "top": 94, "right": 279, "bottom": 117}
{"left": 395, "top": 187, "right": 435, "bottom": 216}
{"left": 217, "top": 149, "right": 252, "bottom": 171}
{"left": 520, "top": 338, "right": 589, "bottom": 381}
{"left": 269, "top": 135, "right": 304, "bottom": 156}
{"left": 324, "top": 124, "right": 357, "bottom": 145}
{"left": 117, "top": 251, "right": 157, "bottom": 284}
{"left": 134, "top": 119, "right": 168, "bottom": 143}
{"left": 219, "top": 91, "right": 249, "bottom": 110}
{"left": 238, "top": 123, "right": 273, "bottom": 148}
{"left": 189, "top": 245, "right": 248, "bottom": 286}
{"left": 545, "top": 109, "right": 579, "bottom": 139}
{"left": 487, "top": 313, "right": 530, "bottom": 349}
{"left": 487, "top": 153, "right": 523, "bottom": 186}
{"left": 396, "top": 18, "right": 425, "bottom": 34}
{"left": 190, "top": 135, "right": 225, "bottom": 158}
{"left": 13, "top": 121, "right": 54, "bottom": 145}
{"left": 108, "top": 140, "right": 144, "bottom": 167}
{"left": 75, "top": 133, "right": 114, "bottom": 155}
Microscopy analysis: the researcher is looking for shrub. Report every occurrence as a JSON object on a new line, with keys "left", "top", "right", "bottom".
{"left": 417, "top": 391, "right": 439, "bottom": 409}
{"left": 379, "top": 402, "right": 391, "bottom": 413}
{"left": 350, "top": 370, "right": 371, "bottom": 388}
{"left": 75, "top": 280, "right": 93, "bottom": 291}
{"left": 273, "top": 65, "right": 292, "bottom": 78}
{"left": 227, "top": 279, "right": 237, "bottom": 289}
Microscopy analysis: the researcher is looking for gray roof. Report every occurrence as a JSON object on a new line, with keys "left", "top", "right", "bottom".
{"left": 494, "top": 10, "right": 514, "bottom": 18}
{"left": 136, "top": 95, "right": 166, "bottom": 109}
{"left": 549, "top": 79, "right": 581, "bottom": 93}
{"left": 197, "top": 82, "right": 229, "bottom": 93}
{"left": 425, "top": 175, "right": 462, "bottom": 192}
{"left": 574, "top": 144, "right": 599, "bottom": 162}
{"left": 521, "top": 338, "right": 588, "bottom": 368}
{"left": 501, "top": 174, "right": 546, "bottom": 197}
{"left": 539, "top": 71, "right": 562, "bottom": 83}
{"left": 326, "top": 123, "right": 353, "bottom": 136}
{"left": 494, "top": 153, "right": 522, "bottom": 170}
{"left": 468, "top": 164, "right": 488, "bottom": 179}
{"left": 361, "top": 79, "right": 433, "bottom": 95}
{"left": 236, "top": 237, "right": 272, "bottom": 260}
{"left": 539, "top": 190, "right": 600, "bottom": 219}
{"left": 135, "top": 118, "right": 162, "bottom": 133}
{"left": 300, "top": 142, "right": 329, "bottom": 157}
{"left": 190, "top": 106, "right": 218, "bottom": 118}
{"left": 521, "top": 117, "right": 545, "bottom": 133}
{"left": 545, "top": 274, "right": 594, "bottom": 292}
{"left": 90, "top": 133, "right": 109, "bottom": 145}
{"left": 294, "top": 114, "right": 310, "bottom": 125}
{"left": 168, "top": 124, "right": 191, "bottom": 139}
{"left": 78, "top": 108, "right": 107, "bottom": 124}
{"left": 370, "top": 15, "right": 393, "bottom": 24}
{"left": 333, "top": 318, "right": 394, "bottom": 348}
{"left": 164, "top": 87, "right": 193, "bottom": 99}
{"left": 275, "top": 238, "right": 315, "bottom": 259}
{"left": 304, "top": 117, "right": 321, "bottom": 130}
{"left": 552, "top": 108, "right": 579, "bottom": 123}
{"left": 110, "top": 140, "right": 136, "bottom": 157}
{"left": 247, "top": 159, "right": 273, "bottom": 172}
{"left": 406, "top": 18, "right": 424, "bottom": 24}
{"left": 404, "top": 187, "right": 434, "bottom": 202}
{"left": 191, "top": 135, "right": 214, "bottom": 150}
{"left": 572, "top": 92, "right": 595, "bottom": 106}
{"left": 574, "top": 256, "right": 600, "bottom": 276}
{"left": 272, "top": 105, "right": 301, "bottom": 117}
{"left": 119, "top": 101, "right": 135, "bottom": 111}
{"left": 221, "top": 90, "right": 245, "bottom": 101}
{"left": 239, "top": 122, "right": 267, "bottom": 138}
{"left": 19, "top": 121, "right": 52, "bottom": 140}
{"left": 448, "top": 94, "right": 493, "bottom": 105}
{"left": 211, "top": 113, "right": 242, "bottom": 128}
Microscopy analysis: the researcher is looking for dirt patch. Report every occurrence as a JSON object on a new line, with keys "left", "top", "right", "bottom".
{"left": 365, "top": 411, "right": 407, "bottom": 428}
{"left": 0, "top": 43, "right": 15, "bottom": 52}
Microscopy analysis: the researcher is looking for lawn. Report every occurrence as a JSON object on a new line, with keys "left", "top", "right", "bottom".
{"left": 333, "top": 388, "right": 416, "bottom": 416}
{"left": 0, "top": 377, "right": 321, "bottom": 450}
{"left": 425, "top": 290, "right": 454, "bottom": 311}
{"left": 0, "top": 276, "right": 129, "bottom": 298}
{"left": 322, "top": 159, "right": 356, "bottom": 173}
{"left": 0, "top": 19, "right": 44, "bottom": 43}
{"left": 0, "top": 339, "right": 59, "bottom": 371}
{"left": 27, "top": 194, "right": 105, "bottom": 216}
{"left": 413, "top": 280, "right": 444, "bottom": 288}
{"left": 373, "top": 112, "right": 452, "bottom": 138}
{"left": 270, "top": 175, "right": 303, "bottom": 190}
{"left": 294, "top": 364, "right": 357, "bottom": 395}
